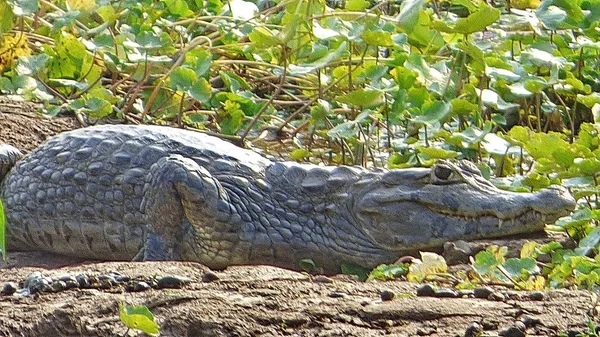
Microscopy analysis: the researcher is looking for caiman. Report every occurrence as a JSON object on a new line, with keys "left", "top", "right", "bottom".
{"left": 0, "top": 125, "right": 575, "bottom": 273}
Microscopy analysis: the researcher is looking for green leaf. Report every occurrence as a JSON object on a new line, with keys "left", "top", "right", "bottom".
{"left": 503, "top": 257, "right": 539, "bottom": 279}
{"left": 362, "top": 30, "right": 394, "bottom": 47}
{"left": 341, "top": 262, "right": 370, "bottom": 281}
{"left": 335, "top": 89, "right": 384, "bottom": 108}
{"left": 0, "top": 1, "right": 15, "bottom": 33}
{"left": 522, "top": 172, "right": 551, "bottom": 189}
{"left": 70, "top": 97, "right": 113, "bottom": 118}
{"left": 431, "top": 4, "right": 500, "bottom": 35}
{"left": 164, "top": 0, "right": 194, "bottom": 17}
{"left": 7, "top": 0, "right": 38, "bottom": 16}
{"left": 289, "top": 148, "right": 310, "bottom": 161}
{"left": 15, "top": 54, "right": 49, "bottom": 76}
{"left": 396, "top": 0, "right": 425, "bottom": 33}
{"left": 346, "top": 0, "right": 369, "bottom": 11}
{"left": 119, "top": 304, "right": 159, "bottom": 336}
{"left": 0, "top": 199, "right": 6, "bottom": 260}
{"left": 299, "top": 259, "right": 317, "bottom": 272}
{"left": 248, "top": 27, "right": 282, "bottom": 48}
{"left": 577, "top": 93, "right": 600, "bottom": 108}
{"left": 367, "top": 264, "right": 408, "bottom": 281}
{"left": 170, "top": 67, "right": 197, "bottom": 91}
{"left": 190, "top": 78, "right": 212, "bottom": 103}
{"left": 218, "top": 100, "right": 245, "bottom": 135}
{"left": 288, "top": 42, "right": 348, "bottom": 75}
{"left": 414, "top": 100, "right": 450, "bottom": 125}
{"left": 416, "top": 146, "right": 459, "bottom": 159}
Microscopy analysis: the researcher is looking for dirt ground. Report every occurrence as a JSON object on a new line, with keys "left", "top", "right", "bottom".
{"left": 0, "top": 104, "right": 597, "bottom": 337}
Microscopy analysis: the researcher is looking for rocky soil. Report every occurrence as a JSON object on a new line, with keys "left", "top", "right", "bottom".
{"left": 0, "top": 106, "right": 597, "bottom": 337}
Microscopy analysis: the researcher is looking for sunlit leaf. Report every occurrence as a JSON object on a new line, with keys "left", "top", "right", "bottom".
{"left": 119, "top": 304, "right": 159, "bottom": 336}
{"left": 407, "top": 252, "right": 447, "bottom": 283}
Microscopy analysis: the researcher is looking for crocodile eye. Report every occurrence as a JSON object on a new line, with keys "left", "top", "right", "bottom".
{"left": 433, "top": 166, "right": 453, "bottom": 180}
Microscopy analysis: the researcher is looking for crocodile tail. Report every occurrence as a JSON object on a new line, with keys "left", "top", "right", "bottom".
{"left": 0, "top": 144, "right": 23, "bottom": 181}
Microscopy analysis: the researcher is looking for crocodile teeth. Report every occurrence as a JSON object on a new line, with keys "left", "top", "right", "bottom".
{"left": 498, "top": 219, "right": 503, "bottom": 228}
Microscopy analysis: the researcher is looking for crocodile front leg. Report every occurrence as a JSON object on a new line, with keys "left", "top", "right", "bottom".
{"left": 139, "top": 154, "right": 237, "bottom": 268}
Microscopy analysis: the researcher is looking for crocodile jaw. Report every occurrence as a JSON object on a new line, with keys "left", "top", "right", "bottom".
{"left": 354, "top": 162, "right": 576, "bottom": 252}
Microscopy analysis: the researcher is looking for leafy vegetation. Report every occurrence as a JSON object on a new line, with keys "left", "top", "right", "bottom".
{"left": 1, "top": 0, "right": 600, "bottom": 288}
{"left": 118, "top": 303, "right": 160, "bottom": 336}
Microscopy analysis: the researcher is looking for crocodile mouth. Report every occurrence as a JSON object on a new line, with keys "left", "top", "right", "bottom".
{"left": 430, "top": 206, "right": 565, "bottom": 233}
{"left": 357, "top": 200, "right": 570, "bottom": 251}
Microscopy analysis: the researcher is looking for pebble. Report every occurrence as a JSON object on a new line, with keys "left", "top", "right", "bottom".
{"left": 416, "top": 284, "right": 436, "bottom": 297}
{"left": 443, "top": 240, "right": 473, "bottom": 265}
{"left": 23, "top": 272, "right": 51, "bottom": 293}
{"left": 434, "top": 288, "right": 459, "bottom": 298}
{"left": 313, "top": 275, "right": 334, "bottom": 284}
{"left": 473, "top": 286, "right": 494, "bottom": 299}
{"left": 489, "top": 292, "right": 506, "bottom": 302}
{"left": 379, "top": 289, "right": 395, "bottom": 301}
{"left": 57, "top": 275, "right": 78, "bottom": 289}
{"left": 520, "top": 315, "right": 541, "bottom": 328}
{"left": 133, "top": 281, "right": 152, "bottom": 292}
{"left": 463, "top": 322, "right": 483, "bottom": 337}
{"left": 201, "top": 271, "right": 220, "bottom": 282}
{"left": 328, "top": 292, "right": 348, "bottom": 298}
{"left": 50, "top": 280, "right": 67, "bottom": 293}
{"left": 528, "top": 291, "right": 544, "bottom": 301}
{"left": 156, "top": 275, "right": 191, "bottom": 289}
{"left": 1, "top": 282, "right": 18, "bottom": 296}
{"left": 97, "top": 275, "right": 117, "bottom": 286}
{"left": 458, "top": 289, "right": 474, "bottom": 298}
{"left": 75, "top": 274, "right": 90, "bottom": 288}
{"left": 498, "top": 322, "right": 526, "bottom": 337}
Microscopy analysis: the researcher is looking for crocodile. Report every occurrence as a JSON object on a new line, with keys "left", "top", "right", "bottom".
{"left": 0, "top": 125, "right": 575, "bottom": 273}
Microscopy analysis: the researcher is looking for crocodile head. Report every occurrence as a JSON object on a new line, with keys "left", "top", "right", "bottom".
{"left": 355, "top": 160, "right": 576, "bottom": 252}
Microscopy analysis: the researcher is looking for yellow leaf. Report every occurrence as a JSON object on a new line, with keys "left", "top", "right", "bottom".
{"left": 511, "top": 0, "right": 541, "bottom": 10}
{"left": 407, "top": 252, "right": 448, "bottom": 283}
{"left": 66, "top": 0, "right": 96, "bottom": 11}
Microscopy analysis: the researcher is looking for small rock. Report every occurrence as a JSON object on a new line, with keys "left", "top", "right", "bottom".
{"left": 434, "top": 288, "right": 459, "bottom": 298}
{"left": 97, "top": 275, "right": 117, "bottom": 286}
{"left": 97, "top": 275, "right": 116, "bottom": 289}
{"left": 443, "top": 240, "right": 474, "bottom": 265}
{"left": 520, "top": 315, "right": 541, "bottom": 328}
{"left": 458, "top": 289, "right": 474, "bottom": 298}
{"left": 50, "top": 281, "right": 67, "bottom": 293}
{"left": 416, "top": 284, "right": 436, "bottom": 297}
{"left": 473, "top": 286, "right": 494, "bottom": 299}
{"left": 201, "top": 271, "right": 219, "bottom": 282}
{"left": 110, "top": 273, "right": 130, "bottom": 283}
{"left": 75, "top": 274, "right": 90, "bottom": 288}
{"left": 498, "top": 322, "right": 526, "bottom": 337}
{"left": 58, "top": 275, "right": 79, "bottom": 290}
{"left": 505, "top": 291, "right": 522, "bottom": 300}
{"left": 157, "top": 275, "right": 191, "bottom": 289}
{"left": 379, "top": 289, "right": 395, "bottom": 301}
{"left": 489, "top": 292, "right": 506, "bottom": 302}
{"left": 528, "top": 291, "right": 544, "bottom": 301}
{"left": 1, "top": 282, "right": 18, "bottom": 296}
{"left": 313, "top": 275, "right": 334, "bottom": 284}
{"left": 464, "top": 322, "right": 483, "bottom": 337}
{"left": 24, "top": 272, "right": 51, "bottom": 293}
{"left": 328, "top": 291, "right": 348, "bottom": 298}
{"left": 132, "top": 281, "right": 152, "bottom": 292}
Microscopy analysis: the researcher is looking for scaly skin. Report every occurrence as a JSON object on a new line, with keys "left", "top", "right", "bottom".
{"left": 0, "top": 125, "right": 576, "bottom": 273}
